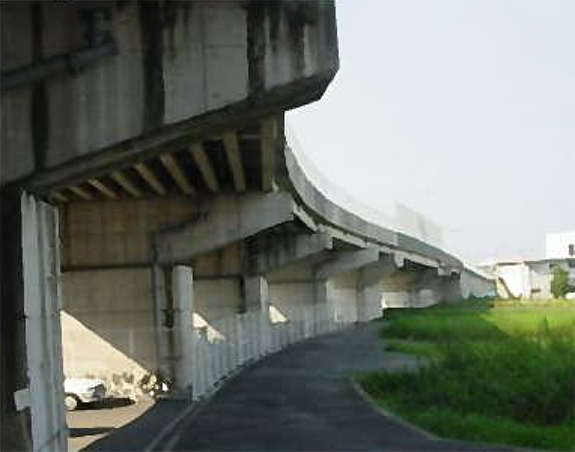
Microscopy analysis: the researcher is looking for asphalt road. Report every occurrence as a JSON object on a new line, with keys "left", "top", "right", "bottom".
{"left": 81, "top": 322, "right": 520, "bottom": 452}
{"left": 169, "top": 322, "right": 511, "bottom": 452}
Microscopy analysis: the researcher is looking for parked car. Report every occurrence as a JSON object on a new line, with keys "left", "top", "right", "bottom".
{"left": 64, "top": 378, "right": 107, "bottom": 411}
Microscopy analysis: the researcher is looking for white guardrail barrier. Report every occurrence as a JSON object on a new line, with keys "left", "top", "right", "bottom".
{"left": 189, "top": 304, "right": 349, "bottom": 400}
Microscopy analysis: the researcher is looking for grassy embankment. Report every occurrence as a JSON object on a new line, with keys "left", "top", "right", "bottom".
{"left": 359, "top": 300, "right": 575, "bottom": 451}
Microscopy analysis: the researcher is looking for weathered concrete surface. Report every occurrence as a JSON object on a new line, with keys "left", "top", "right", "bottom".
{"left": 165, "top": 323, "right": 502, "bottom": 452}
{"left": 3, "top": 1, "right": 339, "bottom": 188}
{"left": 60, "top": 198, "right": 197, "bottom": 268}
{"left": 157, "top": 192, "right": 295, "bottom": 264}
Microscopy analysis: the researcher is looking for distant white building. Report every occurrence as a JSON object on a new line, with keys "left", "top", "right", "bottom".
{"left": 546, "top": 231, "right": 575, "bottom": 259}
{"left": 481, "top": 231, "right": 575, "bottom": 299}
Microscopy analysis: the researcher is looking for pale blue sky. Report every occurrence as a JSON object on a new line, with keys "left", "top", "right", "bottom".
{"left": 287, "top": 0, "right": 575, "bottom": 264}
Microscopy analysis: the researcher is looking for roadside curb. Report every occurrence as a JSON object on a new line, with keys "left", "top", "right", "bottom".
{"left": 349, "top": 378, "right": 440, "bottom": 441}
{"left": 350, "top": 378, "right": 551, "bottom": 452}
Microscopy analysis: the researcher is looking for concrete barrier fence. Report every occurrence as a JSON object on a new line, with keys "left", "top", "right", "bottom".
{"left": 62, "top": 302, "right": 355, "bottom": 402}
{"left": 189, "top": 303, "right": 349, "bottom": 401}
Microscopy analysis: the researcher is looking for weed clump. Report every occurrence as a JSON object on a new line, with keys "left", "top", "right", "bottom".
{"left": 364, "top": 302, "right": 575, "bottom": 451}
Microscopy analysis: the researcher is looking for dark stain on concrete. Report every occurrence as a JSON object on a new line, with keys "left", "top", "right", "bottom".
{"left": 0, "top": 189, "right": 33, "bottom": 452}
{"left": 287, "top": 10, "right": 305, "bottom": 78}
{"left": 161, "top": 2, "right": 194, "bottom": 61}
{"left": 31, "top": 3, "right": 48, "bottom": 171}
{"left": 139, "top": 1, "right": 165, "bottom": 132}
{"left": 247, "top": 3, "right": 266, "bottom": 97}
{"left": 267, "top": 2, "right": 281, "bottom": 53}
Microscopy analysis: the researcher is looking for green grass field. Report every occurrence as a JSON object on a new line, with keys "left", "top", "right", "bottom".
{"left": 359, "top": 300, "right": 575, "bottom": 451}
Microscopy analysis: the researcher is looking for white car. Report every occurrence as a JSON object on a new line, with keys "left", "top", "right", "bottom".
{"left": 64, "top": 378, "right": 107, "bottom": 411}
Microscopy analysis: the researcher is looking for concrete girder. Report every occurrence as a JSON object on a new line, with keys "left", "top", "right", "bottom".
{"left": 292, "top": 204, "right": 319, "bottom": 232}
{"left": 318, "top": 224, "right": 372, "bottom": 249}
{"left": 394, "top": 250, "right": 440, "bottom": 270}
{"left": 134, "top": 162, "right": 167, "bottom": 196}
{"left": 111, "top": 171, "right": 143, "bottom": 198}
{"left": 260, "top": 118, "right": 278, "bottom": 192}
{"left": 315, "top": 247, "right": 380, "bottom": 280}
{"left": 246, "top": 232, "right": 333, "bottom": 276}
{"left": 69, "top": 185, "right": 92, "bottom": 200}
{"left": 223, "top": 132, "right": 246, "bottom": 192}
{"left": 87, "top": 179, "right": 118, "bottom": 200}
{"left": 156, "top": 192, "right": 295, "bottom": 264}
{"left": 160, "top": 153, "right": 195, "bottom": 195}
{"left": 49, "top": 191, "right": 68, "bottom": 203}
{"left": 189, "top": 143, "right": 220, "bottom": 192}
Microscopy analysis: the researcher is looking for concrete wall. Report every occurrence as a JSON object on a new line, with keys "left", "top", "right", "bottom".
{"left": 194, "top": 279, "right": 242, "bottom": 322}
{"left": 496, "top": 264, "right": 531, "bottom": 298}
{"left": 61, "top": 268, "right": 156, "bottom": 398}
{"left": 61, "top": 198, "right": 197, "bottom": 267}
{"left": 546, "top": 231, "right": 575, "bottom": 259}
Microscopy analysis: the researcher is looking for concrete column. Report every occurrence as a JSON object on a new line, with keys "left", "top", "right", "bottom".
{"left": 243, "top": 276, "right": 271, "bottom": 354}
{"left": 1, "top": 190, "right": 33, "bottom": 451}
{"left": 244, "top": 276, "right": 269, "bottom": 311}
{"left": 21, "top": 193, "right": 68, "bottom": 452}
{"left": 152, "top": 264, "right": 171, "bottom": 379}
{"left": 0, "top": 192, "right": 81, "bottom": 452}
{"left": 355, "top": 278, "right": 381, "bottom": 322}
{"left": 314, "top": 279, "right": 328, "bottom": 304}
{"left": 313, "top": 279, "right": 328, "bottom": 334}
{"left": 171, "top": 266, "right": 195, "bottom": 395}
{"left": 356, "top": 259, "right": 396, "bottom": 322}
{"left": 438, "top": 273, "right": 463, "bottom": 303}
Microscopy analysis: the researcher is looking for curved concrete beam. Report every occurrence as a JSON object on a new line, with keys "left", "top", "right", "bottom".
{"left": 276, "top": 139, "right": 463, "bottom": 271}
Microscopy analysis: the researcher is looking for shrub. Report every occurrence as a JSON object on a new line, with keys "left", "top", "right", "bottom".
{"left": 550, "top": 267, "right": 574, "bottom": 299}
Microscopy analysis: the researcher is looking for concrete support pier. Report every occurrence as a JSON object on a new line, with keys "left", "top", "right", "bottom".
{"left": 171, "top": 266, "right": 195, "bottom": 395}
{"left": 1, "top": 190, "right": 33, "bottom": 451}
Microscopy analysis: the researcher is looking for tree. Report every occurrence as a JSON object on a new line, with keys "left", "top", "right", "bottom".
{"left": 550, "top": 267, "right": 573, "bottom": 299}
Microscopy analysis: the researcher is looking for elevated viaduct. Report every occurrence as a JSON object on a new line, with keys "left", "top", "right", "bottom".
{"left": 0, "top": 2, "right": 495, "bottom": 451}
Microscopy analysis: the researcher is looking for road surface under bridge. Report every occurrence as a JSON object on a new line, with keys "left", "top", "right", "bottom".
{"left": 149, "top": 323, "right": 513, "bottom": 452}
